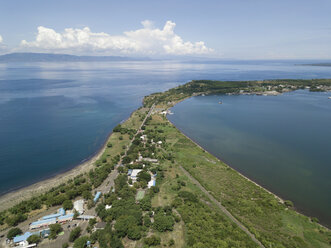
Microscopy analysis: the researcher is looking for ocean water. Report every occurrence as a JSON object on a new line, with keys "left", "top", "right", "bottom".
{"left": 168, "top": 90, "right": 331, "bottom": 227}
{"left": 0, "top": 59, "right": 331, "bottom": 208}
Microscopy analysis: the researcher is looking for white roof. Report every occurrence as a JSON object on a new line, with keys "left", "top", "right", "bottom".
{"left": 74, "top": 199, "right": 84, "bottom": 214}
{"left": 148, "top": 179, "right": 156, "bottom": 188}
{"left": 131, "top": 169, "right": 142, "bottom": 177}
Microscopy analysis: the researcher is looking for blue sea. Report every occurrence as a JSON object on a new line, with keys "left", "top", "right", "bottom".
{"left": 0, "top": 59, "right": 331, "bottom": 225}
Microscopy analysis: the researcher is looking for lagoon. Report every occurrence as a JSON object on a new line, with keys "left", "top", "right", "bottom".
{"left": 168, "top": 90, "right": 331, "bottom": 227}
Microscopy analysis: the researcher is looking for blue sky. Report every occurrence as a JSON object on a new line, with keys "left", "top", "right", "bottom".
{"left": 0, "top": 0, "right": 330, "bottom": 59}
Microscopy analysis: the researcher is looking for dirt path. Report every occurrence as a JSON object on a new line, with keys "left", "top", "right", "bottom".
{"left": 179, "top": 165, "right": 265, "bottom": 248}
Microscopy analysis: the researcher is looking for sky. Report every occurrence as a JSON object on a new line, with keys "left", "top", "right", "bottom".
{"left": 0, "top": 0, "right": 330, "bottom": 59}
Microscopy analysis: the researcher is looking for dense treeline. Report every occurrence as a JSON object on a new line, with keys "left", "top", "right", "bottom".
{"left": 143, "top": 79, "right": 331, "bottom": 107}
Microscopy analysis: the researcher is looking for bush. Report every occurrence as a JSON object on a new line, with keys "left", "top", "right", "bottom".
{"left": 284, "top": 200, "right": 294, "bottom": 208}
{"left": 63, "top": 200, "right": 73, "bottom": 210}
{"left": 153, "top": 214, "right": 174, "bottom": 232}
{"left": 49, "top": 223, "right": 63, "bottom": 239}
{"left": 127, "top": 225, "right": 141, "bottom": 240}
{"left": 27, "top": 235, "right": 41, "bottom": 244}
{"left": 62, "top": 243, "right": 69, "bottom": 248}
{"left": 69, "top": 227, "right": 81, "bottom": 242}
{"left": 73, "top": 236, "right": 89, "bottom": 248}
{"left": 7, "top": 227, "right": 22, "bottom": 239}
{"left": 144, "top": 235, "right": 161, "bottom": 246}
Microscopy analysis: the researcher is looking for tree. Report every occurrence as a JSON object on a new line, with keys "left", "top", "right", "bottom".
{"left": 49, "top": 223, "right": 63, "bottom": 239}
{"left": 63, "top": 200, "right": 73, "bottom": 210}
{"left": 73, "top": 236, "right": 89, "bottom": 248}
{"left": 153, "top": 214, "right": 174, "bottom": 232}
{"left": 69, "top": 227, "right": 81, "bottom": 242}
{"left": 7, "top": 227, "right": 22, "bottom": 239}
{"left": 144, "top": 235, "right": 161, "bottom": 246}
{"left": 27, "top": 234, "right": 41, "bottom": 244}
{"left": 127, "top": 225, "right": 141, "bottom": 240}
{"left": 137, "top": 171, "right": 151, "bottom": 183}
{"left": 82, "top": 190, "right": 92, "bottom": 200}
{"left": 143, "top": 215, "right": 151, "bottom": 227}
{"left": 62, "top": 243, "right": 69, "bottom": 248}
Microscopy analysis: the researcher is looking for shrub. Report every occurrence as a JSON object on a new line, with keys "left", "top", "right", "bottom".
{"left": 62, "top": 200, "right": 73, "bottom": 210}
{"left": 69, "top": 227, "right": 81, "bottom": 242}
{"left": 144, "top": 235, "right": 161, "bottom": 246}
{"left": 27, "top": 235, "right": 41, "bottom": 244}
{"left": 7, "top": 227, "right": 22, "bottom": 239}
{"left": 153, "top": 214, "right": 174, "bottom": 232}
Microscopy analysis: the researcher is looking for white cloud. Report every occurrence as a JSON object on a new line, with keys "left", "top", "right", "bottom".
{"left": 0, "top": 35, "right": 3, "bottom": 43}
{"left": 20, "top": 21, "right": 213, "bottom": 56}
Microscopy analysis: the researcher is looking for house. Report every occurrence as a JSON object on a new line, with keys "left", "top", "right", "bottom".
{"left": 41, "top": 208, "right": 65, "bottom": 220}
{"left": 93, "top": 192, "right": 101, "bottom": 203}
{"left": 94, "top": 222, "right": 107, "bottom": 231}
{"left": 57, "top": 213, "right": 74, "bottom": 223}
{"left": 148, "top": 179, "right": 156, "bottom": 188}
{"left": 13, "top": 232, "right": 32, "bottom": 244}
{"left": 77, "top": 215, "right": 95, "bottom": 220}
{"left": 105, "top": 205, "right": 112, "bottom": 210}
{"left": 74, "top": 199, "right": 85, "bottom": 214}
{"left": 30, "top": 218, "right": 57, "bottom": 229}
{"left": 129, "top": 169, "right": 142, "bottom": 183}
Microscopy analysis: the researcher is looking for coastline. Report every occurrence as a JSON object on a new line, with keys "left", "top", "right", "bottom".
{"left": 0, "top": 130, "right": 111, "bottom": 212}
{"left": 0, "top": 107, "right": 138, "bottom": 212}
{"left": 167, "top": 118, "right": 285, "bottom": 204}
{"left": 1, "top": 79, "right": 330, "bottom": 231}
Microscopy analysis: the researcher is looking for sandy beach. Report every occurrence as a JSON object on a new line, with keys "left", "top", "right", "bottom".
{"left": 0, "top": 132, "right": 111, "bottom": 212}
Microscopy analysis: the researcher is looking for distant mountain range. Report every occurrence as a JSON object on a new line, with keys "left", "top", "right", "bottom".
{"left": 0, "top": 53, "right": 150, "bottom": 62}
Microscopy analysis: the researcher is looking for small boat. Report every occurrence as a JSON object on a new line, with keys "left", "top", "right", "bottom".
{"left": 328, "top": 97, "right": 331, "bottom": 99}
{"left": 218, "top": 101, "right": 222, "bottom": 104}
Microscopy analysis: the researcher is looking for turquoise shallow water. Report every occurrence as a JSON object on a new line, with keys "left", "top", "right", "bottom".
{"left": 168, "top": 90, "right": 331, "bottom": 227}
{"left": 1, "top": 59, "right": 331, "bottom": 219}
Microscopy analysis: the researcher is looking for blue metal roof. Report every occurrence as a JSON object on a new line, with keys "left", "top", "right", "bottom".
{"left": 31, "top": 217, "right": 57, "bottom": 226}
{"left": 42, "top": 213, "right": 62, "bottom": 220}
{"left": 13, "top": 232, "right": 32, "bottom": 243}
{"left": 58, "top": 213, "right": 74, "bottom": 220}
{"left": 93, "top": 191, "right": 101, "bottom": 202}
{"left": 59, "top": 207, "right": 65, "bottom": 216}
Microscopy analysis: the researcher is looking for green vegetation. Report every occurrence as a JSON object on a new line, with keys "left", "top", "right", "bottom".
{"left": 6, "top": 227, "right": 22, "bottom": 239}
{"left": 1, "top": 80, "right": 331, "bottom": 247}
{"left": 62, "top": 199, "right": 73, "bottom": 210}
{"left": 27, "top": 234, "right": 41, "bottom": 244}
{"left": 49, "top": 223, "right": 63, "bottom": 239}
{"left": 69, "top": 226, "right": 82, "bottom": 242}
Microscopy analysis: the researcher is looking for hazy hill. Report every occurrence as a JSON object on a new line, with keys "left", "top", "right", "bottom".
{"left": 0, "top": 53, "right": 149, "bottom": 62}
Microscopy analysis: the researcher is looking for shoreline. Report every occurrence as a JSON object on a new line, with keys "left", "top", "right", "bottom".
{"left": 0, "top": 84, "right": 330, "bottom": 230}
{"left": 168, "top": 117, "right": 331, "bottom": 230}
{"left": 0, "top": 108, "right": 137, "bottom": 212}
{"left": 0, "top": 129, "right": 111, "bottom": 211}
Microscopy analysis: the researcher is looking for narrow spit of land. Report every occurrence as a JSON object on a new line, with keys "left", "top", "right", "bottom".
{"left": 0, "top": 79, "right": 330, "bottom": 248}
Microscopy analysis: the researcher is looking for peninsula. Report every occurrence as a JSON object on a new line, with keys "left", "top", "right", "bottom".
{"left": 1, "top": 79, "right": 331, "bottom": 248}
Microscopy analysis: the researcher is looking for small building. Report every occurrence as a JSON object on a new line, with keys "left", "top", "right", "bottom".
{"left": 77, "top": 215, "right": 95, "bottom": 220}
{"left": 13, "top": 232, "right": 32, "bottom": 244}
{"left": 30, "top": 218, "right": 57, "bottom": 229}
{"left": 41, "top": 208, "right": 65, "bottom": 220}
{"left": 129, "top": 169, "right": 142, "bottom": 183}
{"left": 148, "top": 179, "right": 156, "bottom": 188}
{"left": 57, "top": 213, "right": 74, "bottom": 223}
{"left": 93, "top": 192, "right": 101, "bottom": 203}
{"left": 74, "top": 199, "right": 85, "bottom": 214}
{"left": 105, "top": 205, "right": 112, "bottom": 210}
{"left": 94, "top": 222, "right": 106, "bottom": 231}
{"left": 127, "top": 169, "right": 133, "bottom": 176}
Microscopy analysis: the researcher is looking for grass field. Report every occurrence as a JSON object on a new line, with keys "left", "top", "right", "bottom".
{"left": 135, "top": 190, "right": 145, "bottom": 201}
